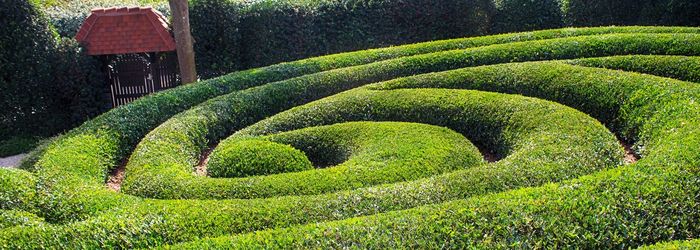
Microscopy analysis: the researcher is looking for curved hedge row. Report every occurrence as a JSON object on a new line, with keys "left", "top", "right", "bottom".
{"left": 2, "top": 27, "right": 700, "bottom": 248}
{"left": 207, "top": 121, "right": 484, "bottom": 189}
{"left": 122, "top": 32, "right": 700, "bottom": 200}
{"left": 123, "top": 85, "right": 619, "bottom": 200}
{"left": 169, "top": 64, "right": 700, "bottom": 248}
{"left": 208, "top": 139, "right": 313, "bottom": 178}
{"left": 13, "top": 27, "right": 672, "bottom": 225}
{"left": 568, "top": 55, "right": 700, "bottom": 83}
{"left": 0, "top": 86, "right": 621, "bottom": 248}
{"left": 4, "top": 59, "right": 695, "bottom": 248}
{"left": 17, "top": 26, "right": 676, "bottom": 224}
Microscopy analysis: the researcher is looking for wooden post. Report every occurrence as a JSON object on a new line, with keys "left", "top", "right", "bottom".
{"left": 169, "top": 0, "right": 197, "bottom": 84}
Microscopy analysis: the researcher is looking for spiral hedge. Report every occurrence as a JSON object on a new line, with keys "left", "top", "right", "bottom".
{"left": 2, "top": 26, "right": 700, "bottom": 248}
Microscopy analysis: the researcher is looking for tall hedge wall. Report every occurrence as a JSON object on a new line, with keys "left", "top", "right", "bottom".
{"left": 491, "top": 0, "right": 563, "bottom": 33}
{"left": 0, "top": 0, "right": 108, "bottom": 140}
{"left": 564, "top": 0, "right": 700, "bottom": 27}
{"left": 1, "top": 0, "right": 54, "bottom": 138}
{"left": 8, "top": 0, "right": 700, "bottom": 142}
{"left": 41, "top": 0, "right": 700, "bottom": 80}
{"left": 190, "top": 0, "right": 495, "bottom": 78}
{"left": 189, "top": 0, "right": 700, "bottom": 78}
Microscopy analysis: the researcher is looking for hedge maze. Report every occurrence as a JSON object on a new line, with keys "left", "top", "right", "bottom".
{"left": 2, "top": 26, "right": 700, "bottom": 248}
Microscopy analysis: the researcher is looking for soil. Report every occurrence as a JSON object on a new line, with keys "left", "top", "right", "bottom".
{"left": 106, "top": 159, "right": 128, "bottom": 192}
{"left": 478, "top": 148, "right": 500, "bottom": 163}
{"left": 621, "top": 141, "right": 639, "bottom": 164}
{"left": 196, "top": 146, "right": 215, "bottom": 176}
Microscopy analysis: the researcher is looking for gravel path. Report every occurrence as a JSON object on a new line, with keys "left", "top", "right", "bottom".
{"left": 0, "top": 154, "right": 26, "bottom": 168}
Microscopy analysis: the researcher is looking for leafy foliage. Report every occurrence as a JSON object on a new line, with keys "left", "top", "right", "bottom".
{"left": 208, "top": 139, "right": 313, "bottom": 178}
{"left": 0, "top": 0, "right": 108, "bottom": 140}
{"left": 0, "top": 136, "right": 41, "bottom": 157}
{"left": 563, "top": 0, "right": 700, "bottom": 27}
{"left": 42, "top": 0, "right": 170, "bottom": 37}
{"left": 492, "top": 0, "right": 563, "bottom": 33}
{"left": 190, "top": 0, "right": 495, "bottom": 78}
{"left": 2, "top": 27, "right": 700, "bottom": 248}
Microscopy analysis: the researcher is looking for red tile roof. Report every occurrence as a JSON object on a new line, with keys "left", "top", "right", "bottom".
{"left": 75, "top": 7, "right": 176, "bottom": 55}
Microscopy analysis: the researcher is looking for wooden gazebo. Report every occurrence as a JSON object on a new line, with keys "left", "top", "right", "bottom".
{"left": 76, "top": 7, "right": 180, "bottom": 107}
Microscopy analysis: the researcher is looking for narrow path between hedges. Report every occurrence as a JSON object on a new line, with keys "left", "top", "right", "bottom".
{"left": 107, "top": 158, "right": 128, "bottom": 192}
{"left": 196, "top": 146, "right": 215, "bottom": 176}
{"left": 105, "top": 138, "right": 639, "bottom": 192}
{"left": 0, "top": 154, "right": 25, "bottom": 168}
{"left": 621, "top": 141, "right": 639, "bottom": 164}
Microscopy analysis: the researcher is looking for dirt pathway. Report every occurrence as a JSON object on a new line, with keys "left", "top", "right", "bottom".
{"left": 0, "top": 154, "right": 26, "bottom": 168}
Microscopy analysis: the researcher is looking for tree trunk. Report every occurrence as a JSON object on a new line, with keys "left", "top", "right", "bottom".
{"left": 169, "top": 0, "right": 197, "bottom": 84}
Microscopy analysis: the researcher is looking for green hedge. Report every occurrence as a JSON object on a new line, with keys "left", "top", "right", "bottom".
{"left": 3, "top": 27, "right": 700, "bottom": 248}
{"left": 124, "top": 117, "right": 485, "bottom": 199}
{"left": 23, "top": 26, "right": 682, "bottom": 215}
{"left": 563, "top": 0, "right": 700, "bottom": 27}
{"left": 7, "top": 58, "right": 696, "bottom": 248}
{"left": 0, "top": 210, "right": 44, "bottom": 230}
{"left": 169, "top": 62, "right": 700, "bottom": 248}
{"left": 190, "top": 0, "right": 495, "bottom": 78}
{"left": 0, "top": 136, "right": 41, "bottom": 157}
{"left": 122, "top": 32, "right": 700, "bottom": 200}
{"left": 639, "top": 239, "right": 700, "bottom": 249}
{"left": 22, "top": 29, "right": 700, "bottom": 215}
{"left": 0, "top": 0, "right": 108, "bottom": 139}
{"left": 0, "top": 85, "right": 621, "bottom": 248}
{"left": 0, "top": 169, "right": 36, "bottom": 213}
{"left": 208, "top": 139, "right": 313, "bottom": 178}
{"left": 567, "top": 55, "right": 700, "bottom": 83}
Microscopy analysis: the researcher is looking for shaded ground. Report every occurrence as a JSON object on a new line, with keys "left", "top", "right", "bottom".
{"left": 106, "top": 159, "right": 128, "bottom": 192}
{"left": 621, "top": 141, "right": 639, "bottom": 164}
{"left": 0, "top": 154, "right": 25, "bottom": 168}
{"left": 196, "top": 147, "right": 214, "bottom": 176}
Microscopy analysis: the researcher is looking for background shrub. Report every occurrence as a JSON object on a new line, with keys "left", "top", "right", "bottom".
{"left": 0, "top": 0, "right": 108, "bottom": 143}
{"left": 36, "top": 0, "right": 700, "bottom": 81}
{"left": 563, "top": 0, "right": 700, "bottom": 27}
{"left": 52, "top": 38, "right": 111, "bottom": 126}
{"left": 0, "top": 136, "right": 41, "bottom": 157}
{"left": 0, "top": 0, "right": 56, "bottom": 139}
{"left": 188, "top": 0, "right": 242, "bottom": 79}
{"left": 491, "top": 0, "right": 563, "bottom": 33}
{"left": 190, "top": 0, "right": 495, "bottom": 77}
{"left": 42, "top": 0, "right": 170, "bottom": 37}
